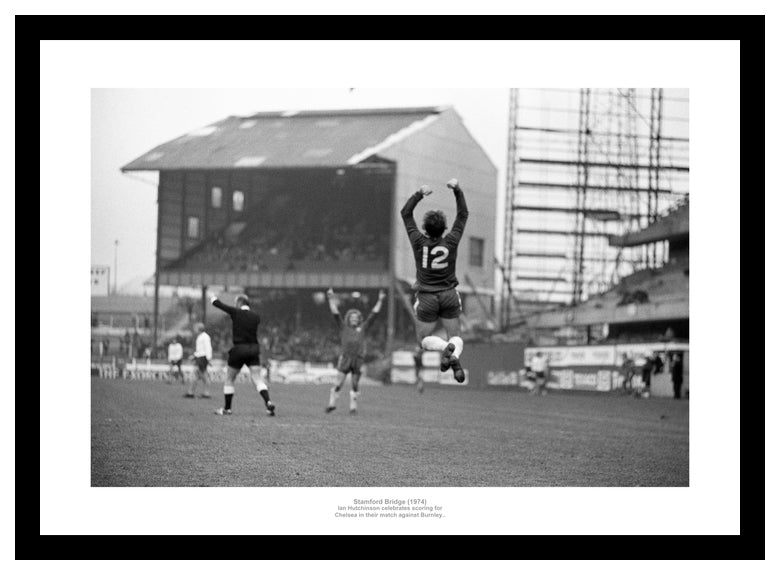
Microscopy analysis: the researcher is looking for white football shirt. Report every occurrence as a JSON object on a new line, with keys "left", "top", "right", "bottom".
{"left": 194, "top": 332, "right": 212, "bottom": 361}
{"left": 168, "top": 342, "right": 183, "bottom": 361}
{"left": 531, "top": 355, "right": 547, "bottom": 372}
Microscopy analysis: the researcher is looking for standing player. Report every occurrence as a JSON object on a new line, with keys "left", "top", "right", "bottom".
{"left": 325, "top": 288, "right": 386, "bottom": 414}
{"left": 208, "top": 293, "right": 276, "bottom": 416}
{"left": 400, "top": 178, "right": 469, "bottom": 382}
{"left": 167, "top": 336, "right": 184, "bottom": 384}
{"left": 530, "top": 351, "right": 549, "bottom": 395}
{"left": 671, "top": 353, "right": 684, "bottom": 400}
{"left": 185, "top": 322, "right": 212, "bottom": 398}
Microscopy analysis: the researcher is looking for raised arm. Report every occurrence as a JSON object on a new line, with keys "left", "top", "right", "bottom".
{"left": 400, "top": 185, "right": 433, "bottom": 245}
{"left": 326, "top": 288, "right": 342, "bottom": 328}
{"left": 363, "top": 290, "right": 386, "bottom": 330}
{"left": 208, "top": 292, "right": 236, "bottom": 317}
{"left": 444, "top": 179, "right": 469, "bottom": 243}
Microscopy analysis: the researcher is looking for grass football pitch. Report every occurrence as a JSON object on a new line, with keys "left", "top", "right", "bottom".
{"left": 91, "top": 377, "right": 688, "bottom": 487}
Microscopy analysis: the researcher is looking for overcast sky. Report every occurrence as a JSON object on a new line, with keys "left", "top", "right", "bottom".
{"left": 91, "top": 88, "right": 511, "bottom": 290}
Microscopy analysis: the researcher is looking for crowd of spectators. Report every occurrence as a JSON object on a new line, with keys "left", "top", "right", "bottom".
{"left": 173, "top": 198, "right": 389, "bottom": 273}
{"left": 91, "top": 329, "right": 155, "bottom": 360}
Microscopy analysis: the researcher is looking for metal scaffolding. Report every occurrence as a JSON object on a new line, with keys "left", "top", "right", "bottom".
{"left": 501, "top": 88, "right": 689, "bottom": 330}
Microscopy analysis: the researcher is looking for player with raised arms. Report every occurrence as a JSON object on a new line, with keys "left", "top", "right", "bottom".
{"left": 208, "top": 292, "right": 276, "bottom": 417}
{"left": 325, "top": 288, "right": 386, "bottom": 414}
{"left": 400, "top": 178, "right": 469, "bottom": 382}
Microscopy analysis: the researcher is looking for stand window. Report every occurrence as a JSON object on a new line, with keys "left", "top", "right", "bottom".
{"left": 187, "top": 216, "right": 200, "bottom": 239}
{"left": 211, "top": 187, "right": 222, "bottom": 208}
{"left": 233, "top": 191, "right": 244, "bottom": 212}
{"left": 469, "top": 237, "right": 484, "bottom": 267}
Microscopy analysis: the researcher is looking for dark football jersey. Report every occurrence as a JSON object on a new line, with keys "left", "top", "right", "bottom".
{"left": 213, "top": 300, "right": 260, "bottom": 345}
{"left": 333, "top": 312, "right": 377, "bottom": 357}
{"left": 400, "top": 186, "right": 469, "bottom": 292}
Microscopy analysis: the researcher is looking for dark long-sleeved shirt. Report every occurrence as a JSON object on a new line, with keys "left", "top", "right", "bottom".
{"left": 400, "top": 185, "right": 469, "bottom": 292}
{"left": 212, "top": 300, "right": 260, "bottom": 345}
{"left": 671, "top": 360, "right": 683, "bottom": 383}
{"left": 331, "top": 311, "right": 378, "bottom": 358}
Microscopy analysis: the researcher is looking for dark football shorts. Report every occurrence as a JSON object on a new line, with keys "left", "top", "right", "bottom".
{"left": 413, "top": 288, "right": 462, "bottom": 323}
{"left": 195, "top": 356, "right": 209, "bottom": 373}
{"left": 169, "top": 359, "right": 182, "bottom": 368}
{"left": 337, "top": 354, "right": 364, "bottom": 375}
{"left": 227, "top": 343, "right": 261, "bottom": 370}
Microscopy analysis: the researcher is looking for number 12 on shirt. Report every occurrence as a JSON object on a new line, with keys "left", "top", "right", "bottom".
{"left": 422, "top": 246, "right": 449, "bottom": 269}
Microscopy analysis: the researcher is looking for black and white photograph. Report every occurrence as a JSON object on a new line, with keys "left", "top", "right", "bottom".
{"left": 90, "top": 87, "right": 690, "bottom": 488}
{"left": 32, "top": 34, "right": 754, "bottom": 546}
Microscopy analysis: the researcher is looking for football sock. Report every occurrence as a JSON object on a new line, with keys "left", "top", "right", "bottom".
{"left": 259, "top": 389, "right": 271, "bottom": 405}
{"left": 448, "top": 336, "right": 464, "bottom": 359}
{"left": 329, "top": 387, "right": 339, "bottom": 407}
{"left": 224, "top": 384, "right": 235, "bottom": 409}
{"left": 349, "top": 390, "right": 359, "bottom": 411}
{"left": 421, "top": 335, "right": 449, "bottom": 351}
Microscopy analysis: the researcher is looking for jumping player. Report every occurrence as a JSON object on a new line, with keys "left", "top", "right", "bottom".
{"left": 208, "top": 293, "right": 275, "bottom": 416}
{"left": 325, "top": 288, "right": 385, "bottom": 414}
{"left": 400, "top": 178, "right": 469, "bottom": 382}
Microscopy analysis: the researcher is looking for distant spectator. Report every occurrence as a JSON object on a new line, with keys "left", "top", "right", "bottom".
{"left": 133, "top": 331, "right": 141, "bottom": 357}
{"left": 620, "top": 353, "right": 635, "bottom": 392}
{"left": 116, "top": 357, "right": 127, "bottom": 379}
{"left": 640, "top": 355, "right": 653, "bottom": 397}
{"left": 530, "top": 351, "right": 549, "bottom": 396}
{"left": 167, "top": 338, "right": 184, "bottom": 384}
{"left": 652, "top": 352, "right": 664, "bottom": 374}
{"left": 103, "top": 338, "right": 110, "bottom": 356}
{"left": 671, "top": 354, "right": 684, "bottom": 399}
{"left": 618, "top": 289, "right": 650, "bottom": 306}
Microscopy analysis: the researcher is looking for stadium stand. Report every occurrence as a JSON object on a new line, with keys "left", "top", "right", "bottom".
{"left": 522, "top": 197, "right": 689, "bottom": 345}
{"left": 171, "top": 199, "right": 389, "bottom": 274}
{"left": 120, "top": 106, "right": 498, "bottom": 357}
